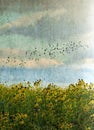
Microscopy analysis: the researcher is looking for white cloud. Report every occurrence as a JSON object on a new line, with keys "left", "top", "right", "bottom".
{"left": 0, "top": 48, "right": 24, "bottom": 56}
{"left": 38, "top": 58, "right": 62, "bottom": 67}
{"left": 48, "top": 8, "right": 66, "bottom": 19}
{"left": 70, "top": 58, "right": 94, "bottom": 70}
{"left": 81, "top": 31, "right": 94, "bottom": 42}
{"left": 0, "top": 12, "right": 44, "bottom": 30}
{"left": 83, "top": 58, "right": 94, "bottom": 64}
{"left": 82, "top": 58, "right": 94, "bottom": 69}
{"left": 0, "top": 8, "right": 66, "bottom": 31}
{"left": 0, "top": 58, "right": 63, "bottom": 68}
{"left": 79, "top": 31, "right": 94, "bottom": 51}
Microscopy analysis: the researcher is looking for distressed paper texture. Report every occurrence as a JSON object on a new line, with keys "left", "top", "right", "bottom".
{"left": 0, "top": 0, "right": 94, "bottom": 85}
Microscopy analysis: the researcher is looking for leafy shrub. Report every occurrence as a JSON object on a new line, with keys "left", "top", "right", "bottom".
{"left": 0, "top": 80, "right": 94, "bottom": 130}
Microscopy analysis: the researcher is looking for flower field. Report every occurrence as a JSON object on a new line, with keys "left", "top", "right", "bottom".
{"left": 0, "top": 80, "right": 94, "bottom": 130}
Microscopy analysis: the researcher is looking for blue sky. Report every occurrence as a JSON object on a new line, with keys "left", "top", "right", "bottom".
{"left": 0, "top": 0, "right": 94, "bottom": 72}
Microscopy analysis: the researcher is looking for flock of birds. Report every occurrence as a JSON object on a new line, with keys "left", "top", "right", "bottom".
{"left": 1, "top": 41, "right": 88, "bottom": 68}
{"left": 0, "top": 41, "right": 89, "bottom": 85}
{"left": 25, "top": 41, "right": 88, "bottom": 59}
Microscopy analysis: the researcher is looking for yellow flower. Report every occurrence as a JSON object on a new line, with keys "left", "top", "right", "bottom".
{"left": 24, "top": 114, "right": 28, "bottom": 118}
{"left": 61, "top": 94, "right": 66, "bottom": 101}
{"left": 20, "top": 120, "right": 24, "bottom": 125}
{"left": 37, "top": 98, "right": 42, "bottom": 103}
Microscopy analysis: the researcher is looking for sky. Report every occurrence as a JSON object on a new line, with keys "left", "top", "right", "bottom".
{"left": 0, "top": 0, "right": 94, "bottom": 84}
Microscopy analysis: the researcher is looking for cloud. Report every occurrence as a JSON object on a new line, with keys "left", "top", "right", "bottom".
{"left": 69, "top": 58, "right": 94, "bottom": 70}
{"left": 48, "top": 8, "right": 66, "bottom": 19}
{"left": 0, "top": 48, "right": 24, "bottom": 57}
{"left": 0, "top": 58, "right": 63, "bottom": 68}
{"left": 81, "top": 31, "right": 94, "bottom": 43}
{"left": 0, "top": 0, "right": 66, "bottom": 12}
{"left": 24, "top": 58, "right": 62, "bottom": 68}
{"left": 38, "top": 58, "right": 62, "bottom": 67}
{"left": 0, "top": 8, "right": 66, "bottom": 31}
{"left": 82, "top": 58, "right": 94, "bottom": 67}
{"left": 77, "top": 31, "right": 94, "bottom": 55}
{"left": 0, "top": 12, "right": 44, "bottom": 30}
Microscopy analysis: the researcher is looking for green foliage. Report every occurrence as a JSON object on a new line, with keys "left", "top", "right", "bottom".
{"left": 0, "top": 80, "right": 94, "bottom": 130}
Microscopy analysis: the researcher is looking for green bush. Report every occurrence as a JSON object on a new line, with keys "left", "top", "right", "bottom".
{"left": 0, "top": 80, "right": 94, "bottom": 130}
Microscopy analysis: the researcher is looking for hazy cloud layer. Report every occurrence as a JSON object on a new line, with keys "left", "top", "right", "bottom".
{"left": 0, "top": 8, "right": 66, "bottom": 31}
{"left": 0, "top": 0, "right": 94, "bottom": 67}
